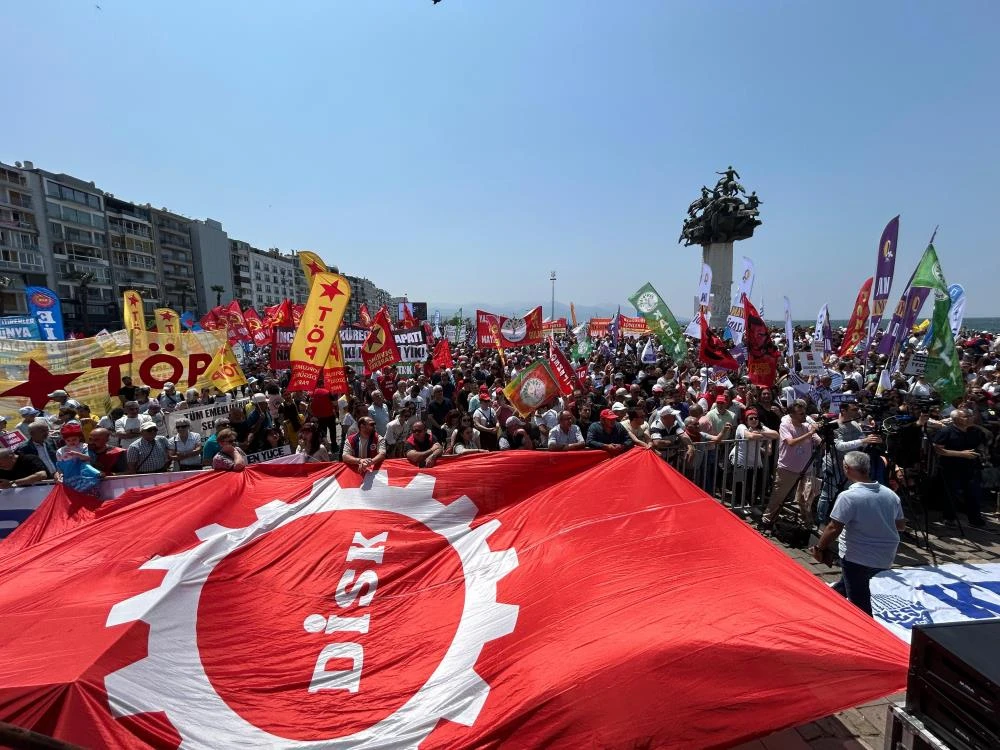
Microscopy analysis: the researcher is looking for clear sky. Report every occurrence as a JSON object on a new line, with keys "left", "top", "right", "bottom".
{"left": 7, "top": 0, "right": 999, "bottom": 317}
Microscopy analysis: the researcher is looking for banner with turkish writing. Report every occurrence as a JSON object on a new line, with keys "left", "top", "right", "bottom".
{"left": 476, "top": 307, "right": 543, "bottom": 349}
{"left": 153, "top": 308, "right": 181, "bottom": 335}
{"left": 322, "top": 338, "right": 349, "bottom": 394}
{"left": 0, "top": 329, "right": 227, "bottom": 418}
{"left": 361, "top": 306, "right": 403, "bottom": 374}
{"left": 541, "top": 318, "right": 567, "bottom": 336}
{"left": 122, "top": 290, "right": 146, "bottom": 333}
{"left": 0, "top": 451, "right": 908, "bottom": 749}
{"left": 587, "top": 315, "right": 650, "bottom": 338}
{"left": 206, "top": 342, "right": 249, "bottom": 393}
{"left": 270, "top": 327, "right": 294, "bottom": 370}
{"left": 867, "top": 215, "right": 899, "bottom": 351}
{"left": 503, "top": 359, "right": 562, "bottom": 416}
{"left": 838, "top": 277, "right": 873, "bottom": 358}
{"left": 288, "top": 273, "right": 351, "bottom": 391}
{"left": 547, "top": 341, "right": 580, "bottom": 396}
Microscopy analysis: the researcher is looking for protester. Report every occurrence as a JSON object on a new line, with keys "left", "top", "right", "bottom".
{"left": 0, "top": 447, "right": 49, "bottom": 488}
{"left": 623, "top": 406, "right": 652, "bottom": 447}
{"left": 548, "top": 411, "right": 586, "bottom": 451}
{"left": 245, "top": 393, "right": 274, "bottom": 452}
{"left": 586, "top": 409, "right": 634, "bottom": 455}
{"left": 157, "top": 382, "right": 183, "bottom": 412}
{"left": 88, "top": 428, "right": 128, "bottom": 475}
{"left": 472, "top": 391, "right": 500, "bottom": 451}
{"left": 296, "top": 423, "right": 332, "bottom": 463}
{"left": 406, "top": 421, "right": 443, "bottom": 467}
{"left": 649, "top": 408, "right": 692, "bottom": 464}
{"left": 385, "top": 402, "right": 416, "bottom": 458}
{"left": 201, "top": 417, "right": 231, "bottom": 466}
{"left": 212, "top": 429, "right": 248, "bottom": 472}
{"left": 17, "top": 420, "right": 58, "bottom": 478}
{"left": 168, "top": 418, "right": 204, "bottom": 471}
{"left": 817, "top": 402, "right": 884, "bottom": 527}
{"left": 812, "top": 451, "right": 905, "bottom": 616}
{"left": 342, "top": 417, "right": 387, "bottom": 474}
{"left": 16, "top": 406, "right": 39, "bottom": 438}
{"left": 500, "top": 416, "right": 534, "bottom": 451}
{"left": 126, "top": 424, "right": 171, "bottom": 475}
{"left": 453, "top": 424, "right": 489, "bottom": 455}
{"left": 729, "top": 409, "right": 778, "bottom": 507}
{"left": 931, "top": 407, "right": 988, "bottom": 527}
{"left": 115, "top": 402, "right": 152, "bottom": 449}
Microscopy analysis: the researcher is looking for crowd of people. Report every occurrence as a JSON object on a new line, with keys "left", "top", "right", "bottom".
{"left": 1, "top": 320, "right": 997, "bottom": 615}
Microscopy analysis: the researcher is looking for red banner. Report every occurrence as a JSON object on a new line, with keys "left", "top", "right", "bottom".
{"left": 263, "top": 299, "right": 292, "bottom": 330}
{"left": 199, "top": 308, "right": 222, "bottom": 332}
{"left": 432, "top": 339, "right": 454, "bottom": 370}
{"left": 269, "top": 326, "right": 294, "bottom": 370}
{"left": 0, "top": 452, "right": 907, "bottom": 748}
{"left": 242, "top": 307, "right": 271, "bottom": 347}
{"left": 698, "top": 314, "right": 739, "bottom": 371}
{"left": 839, "top": 277, "right": 873, "bottom": 358}
{"left": 742, "top": 295, "right": 779, "bottom": 387}
{"left": 223, "top": 299, "right": 250, "bottom": 344}
{"left": 359, "top": 303, "right": 373, "bottom": 328}
{"left": 292, "top": 303, "right": 305, "bottom": 327}
{"left": 588, "top": 315, "right": 649, "bottom": 338}
{"left": 362, "top": 306, "right": 402, "bottom": 373}
{"left": 547, "top": 341, "right": 580, "bottom": 395}
{"left": 322, "top": 339, "right": 349, "bottom": 394}
{"left": 476, "top": 307, "right": 543, "bottom": 349}
{"left": 541, "top": 318, "right": 567, "bottom": 335}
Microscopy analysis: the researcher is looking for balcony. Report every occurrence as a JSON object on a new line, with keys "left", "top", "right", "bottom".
{"left": 0, "top": 254, "right": 45, "bottom": 274}
{"left": 0, "top": 170, "right": 27, "bottom": 187}
{"left": 0, "top": 193, "right": 32, "bottom": 209}
{"left": 0, "top": 218, "right": 36, "bottom": 232}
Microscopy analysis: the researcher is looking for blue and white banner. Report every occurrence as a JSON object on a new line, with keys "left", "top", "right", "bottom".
{"left": 0, "top": 315, "right": 41, "bottom": 340}
{"left": 24, "top": 286, "right": 65, "bottom": 341}
{"left": 871, "top": 563, "right": 1000, "bottom": 643}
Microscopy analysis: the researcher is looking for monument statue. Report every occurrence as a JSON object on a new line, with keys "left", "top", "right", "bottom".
{"left": 679, "top": 168, "right": 762, "bottom": 326}
{"left": 678, "top": 166, "right": 761, "bottom": 246}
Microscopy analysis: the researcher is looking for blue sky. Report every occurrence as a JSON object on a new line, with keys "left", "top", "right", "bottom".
{"left": 7, "top": 1, "right": 999, "bottom": 317}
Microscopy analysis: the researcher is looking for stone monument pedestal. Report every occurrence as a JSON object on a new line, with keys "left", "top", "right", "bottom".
{"left": 702, "top": 241, "right": 733, "bottom": 327}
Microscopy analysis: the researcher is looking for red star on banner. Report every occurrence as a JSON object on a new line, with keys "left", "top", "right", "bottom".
{"left": 127, "top": 294, "right": 141, "bottom": 306}
{"left": 0, "top": 360, "right": 86, "bottom": 410}
{"left": 306, "top": 260, "right": 325, "bottom": 277}
{"left": 159, "top": 311, "right": 175, "bottom": 321}
{"left": 364, "top": 327, "right": 384, "bottom": 353}
{"left": 320, "top": 281, "right": 345, "bottom": 301}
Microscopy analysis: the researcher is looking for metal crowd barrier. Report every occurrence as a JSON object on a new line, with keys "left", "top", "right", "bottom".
{"left": 658, "top": 437, "right": 780, "bottom": 512}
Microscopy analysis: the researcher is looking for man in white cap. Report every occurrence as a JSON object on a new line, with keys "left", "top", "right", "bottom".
{"left": 47, "top": 389, "right": 81, "bottom": 411}
{"left": 157, "top": 382, "right": 183, "bottom": 412}
{"left": 16, "top": 406, "right": 39, "bottom": 439}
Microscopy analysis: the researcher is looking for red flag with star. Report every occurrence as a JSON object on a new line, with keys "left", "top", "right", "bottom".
{"left": 263, "top": 299, "right": 292, "bottom": 330}
{"left": 361, "top": 305, "right": 402, "bottom": 374}
{"left": 243, "top": 307, "right": 271, "bottom": 346}
{"left": 154, "top": 308, "right": 180, "bottom": 335}
{"left": 222, "top": 300, "right": 251, "bottom": 344}
{"left": 742, "top": 295, "right": 780, "bottom": 387}
{"left": 359, "top": 303, "right": 373, "bottom": 328}
{"left": 400, "top": 301, "right": 418, "bottom": 329}
{"left": 291, "top": 303, "right": 305, "bottom": 327}
{"left": 288, "top": 273, "right": 351, "bottom": 391}
{"left": 122, "top": 289, "right": 146, "bottom": 332}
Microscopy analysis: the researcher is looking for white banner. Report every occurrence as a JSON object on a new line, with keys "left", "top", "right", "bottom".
{"left": 948, "top": 283, "right": 966, "bottom": 337}
{"left": 871, "top": 563, "right": 1000, "bottom": 643}
{"left": 814, "top": 304, "right": 830, "bottom": 353}
{"left": 783, "top": 296, "right": 794, "bottom": 360}
{"left": 245, "top": 445, "right": 292, "bottom": 464}
{"left": 726, "top": 256, "right": 755, "bottom": 345}
{"left": 165, "top": 397, "right": 250, "bottom": 437}
{"left": 684, "top": 264, "right": 713, "bottom": 339}
{"left": 798, "top": 351, "right": 826, "bottom": 377}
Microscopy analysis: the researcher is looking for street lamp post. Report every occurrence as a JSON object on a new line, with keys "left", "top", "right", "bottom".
{"left": 550, "top": 270, "right": 556, "bottom": 322}
{"left": 68, "top": 271, "right": 96, "bottom": 335}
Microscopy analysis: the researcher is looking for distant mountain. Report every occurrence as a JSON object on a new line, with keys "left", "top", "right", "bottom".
{"left": 427, "top": 300, "right": 630, "bottom": 322}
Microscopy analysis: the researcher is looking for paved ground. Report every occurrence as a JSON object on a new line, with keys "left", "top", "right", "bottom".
{"left": 733, "top": 497, "right": 1000, "bottom": 750}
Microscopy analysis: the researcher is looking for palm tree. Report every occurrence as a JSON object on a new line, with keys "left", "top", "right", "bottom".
{"left": 210, "top": 284, "right": 225, "bottom": 307}
{"left": 68, "top": 270, "right": 96, "bottom": 335}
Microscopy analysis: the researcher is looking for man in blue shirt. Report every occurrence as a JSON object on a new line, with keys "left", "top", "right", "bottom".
{"left": 812, "top": 451, "right": 905, "bottom": 616}
{"left": 586, "top": 409, "right": 634, "bottom": 455}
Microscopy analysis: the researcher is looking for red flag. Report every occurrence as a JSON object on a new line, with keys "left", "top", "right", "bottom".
{"left": 291, "top": 303, "right": 305, "bottom": 327}
{"left": 547, "top": 341, "right": 581, "bottom": 395}
{"left": 263, "top": 299, "right": 292, "bottom": 329}
{"left": 839, "top": 277, "right": 874, "bottom": 358}
{"left": 698, "top": 313, "right": 739, "bottom": 370}
{"left": 361, "top": 305, "right": 402, "bottom": 373}
{"left": 359, "top": 303, "right": 373, "bottom": 328}
{"left": 401, "top": 301, "right": 418, "bottom": 329}
{"left": 0, "top": 452, "right": 907, "bottom": 748}
{"left": 742, "top": 294, "right": 780, "bottom": 387}
{"left": 199, "top": 308, "right": 220, "bottom": 331}
{"left": 223, "top": 299, "right": 251, "bottom": 344}
{"left": 242, "top": 307, "right": 271, "bottom": 347}
{"left": 432, "top": 339, "right": 454, "bottom": 370}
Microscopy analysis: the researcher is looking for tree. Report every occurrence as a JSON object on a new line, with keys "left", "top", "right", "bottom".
{"left": 178, "top": 283, "right": 195, "bottom": 314}
{"left": 68, "top": 271, "right": 96, "bottom": 335}
{"left": 210, "top": 285, "right": 225, "bottom": 307}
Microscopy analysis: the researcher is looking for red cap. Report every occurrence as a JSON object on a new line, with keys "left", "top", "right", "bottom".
{"left": 715, "top": 395, "right": 729, "bottom": 405}
{"left": 60, "top": 422, "right": 83, "bottom": 437}
{"left": 599, "top": 409, "right": 618, "bottom": 420}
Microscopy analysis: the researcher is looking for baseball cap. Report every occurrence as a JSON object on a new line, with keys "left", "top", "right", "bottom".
{"left": 19, "top": 406, "right": 39, "bottom": 417}
{"left": 599, "top": 408, "right": 618, "bottom": 420}
{"left": 47, "top": 389, "right": 68, "bottom": 399}
{"left": 652, "top": 384, "right": 664, "bottom": 393}
{"left": 505, "top": 416, "right": 523, "bottom": 428}
{"left": 60, "top": 421, "right": 83, "bottom": 437}
{"left": 715, "top": 395, "right": 729, "bottom": 405}
{"left": 214, "top": 417, "right": 231, "bottom": 429}
{"left": 164, "top": 381, "right": 175, "bottom": 388}
{"left": 253, "top": 393, "right": 268, "bottom": 403}
{"left": 611, "top": 402, "right": 627, "bottom": 413}
{"left": 659, "top": 406, "right": 679, "bottom": 420}
{"left": 140, "top": 423, "right": 158, "bottom": 432}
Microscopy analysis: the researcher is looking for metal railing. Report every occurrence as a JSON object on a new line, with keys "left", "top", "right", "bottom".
{"left": 658, "top": 437, "right": 780, "bottom": 513}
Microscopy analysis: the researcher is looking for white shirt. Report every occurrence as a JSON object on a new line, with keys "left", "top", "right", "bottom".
{"left": 115, "top": 414, "right": 153, "bottom": 448}
{"left": 169, "top": 432, "right": 203, "bottom": 467}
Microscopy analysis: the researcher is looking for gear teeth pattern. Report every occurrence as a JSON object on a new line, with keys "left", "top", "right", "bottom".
{"left": 441, "top": 671, "right": 491, "bottom": 726}
{"left": 105, "top": 658, "right": 161, "bottom": 717}
{"left": 103, "top": 471, "right": 519, "bottom": 748}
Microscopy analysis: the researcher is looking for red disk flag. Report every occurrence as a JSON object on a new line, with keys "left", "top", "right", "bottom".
{"left": 0, "top": 451, "right": 907, "bottom": 749}
{"left": 361, "top": 305, "right": 402, "bottom": 373}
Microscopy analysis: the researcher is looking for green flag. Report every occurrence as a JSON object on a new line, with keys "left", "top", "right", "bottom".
{"left": 628, "top": 283, "right": 687, "bottom": 361}
{"left": 910, "top": 245, "right": 963, "bottom": 401}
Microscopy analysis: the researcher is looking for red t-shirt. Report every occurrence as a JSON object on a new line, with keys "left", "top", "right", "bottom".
{"left": 310, "top": 388, "right": 335, "bottom": 419}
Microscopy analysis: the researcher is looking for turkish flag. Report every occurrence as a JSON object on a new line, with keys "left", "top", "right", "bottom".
{"left": 698, "top": 313, "right": 739, "bottom": 370}
{"left": 0, "top": 453, "right": 907, "bottom": 749}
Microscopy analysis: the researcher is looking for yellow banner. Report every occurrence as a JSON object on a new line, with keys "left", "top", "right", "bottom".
{"left": 297, "top": 251, "right": 350, "bottom": 378}
{"left": 123, "top": 290, "right": 146, "bottom": 332}
{"left": 207, "top": 342, "right": 248, "bottom": 393}
{"left": 154, "top": 308, "right": 181, "bottom": 335}
{"left": 288, "top": 272, "right": 351, "bottom": 391}
{"left": 0, "top": 329, "right": 228, "bottom": 418}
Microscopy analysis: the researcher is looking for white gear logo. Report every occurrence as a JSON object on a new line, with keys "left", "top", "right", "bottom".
{"left": 104, "top": 471, "right": 519, "bottom": 749}
{"left": 635, "top": 291, "right": 657, "bottom": 314}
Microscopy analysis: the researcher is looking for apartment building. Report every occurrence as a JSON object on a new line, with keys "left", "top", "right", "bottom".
{"left": 345, "top": 275, "right": 393, "bottom": 326}
{"left": 105, "top": 196, "right": 160, "bottom": 317}
{"left": 0, "top": 161, "right": 45, "bottom": 315}
{"left": 151, "top": 208, "right": 197, "bottom": 313}
{"left": 248, "top": 246, "right": 301, "bottom": 309}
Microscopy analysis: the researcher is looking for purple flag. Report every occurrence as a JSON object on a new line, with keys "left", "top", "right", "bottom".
{"left": 866, "top": 216, "right": 899, "bottom": 351}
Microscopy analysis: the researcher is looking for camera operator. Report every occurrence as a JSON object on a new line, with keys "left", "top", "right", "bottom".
{"left": 931, "top": 407, "right": 989, "bottom": 528}
{"left": 817, "top": 402, "right": 885, "bottom": 528}
{"left": 760, "top": 399, "right": 821, "bottom": 530}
